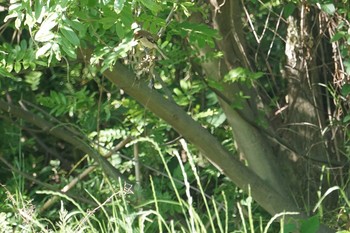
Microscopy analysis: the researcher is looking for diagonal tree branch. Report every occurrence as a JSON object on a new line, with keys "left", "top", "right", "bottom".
{"left": 0, "top": 100, "right": 127, "bottom": 184}
{"left": 101, "top": 61, "right": 336, "bottom": 232}
{"left": 101, "top": 61, "right": 298, "bottom": 216}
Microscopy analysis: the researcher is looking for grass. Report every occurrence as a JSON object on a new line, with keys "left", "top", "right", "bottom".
{"left": 0, "top": 138, "right": 348, "bottom": 232}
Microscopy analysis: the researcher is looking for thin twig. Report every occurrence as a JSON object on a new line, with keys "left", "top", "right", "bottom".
{"left": 40, "top": 137, "right": 132, "bottom": 212}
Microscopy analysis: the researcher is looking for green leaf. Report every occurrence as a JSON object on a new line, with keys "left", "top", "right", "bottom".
{"left": 14, "top": 61, "right": 21, "bottom": 73}
{"left": 300, "top": 215, "right": 319, "bottom": 233}
{"left": 51, "top": 43, "right": 62, "bottom": 61}
{"left": 345, "top": 60, "right": 350, "bottom": 75}
{"left": 15, "top": 16, "right": 22, "bottom": 29}
{"left": 100, "top": 17, "right": 117, "bottom": 30}
{"left": 207, "top": 79, "right": 224, "bottom": 91}
{"left": 59, "top": 36, "right": 77, "bottom": 59}
{"left": 114, "top": 0, "right": 125, "bottom": 14}
{"left": 320, "top": 3, "right": 336, "bottom": 15}
{"left": 20, "top": 40, "right": 27, "bottom": 50}
{"left": 251, "top": 71, "right": 264, "bottom": 80}
{"left": 35, "top": 30, "right": 55, "bottom": 42}
{"left": 24, "top": 13, "right": 35, "bottom": 28}
{"left": 34, "top": 12, "right": 58, "bottom": 42}
{"left": 341, "top": 84, "right": 350, "bottom": 96}
{"left": 0, "top": 67, "right": 15, "bottom": 78}
{"left": 196, "top": 109, "right": 215, "bottom": 119}
{"left": 115, "top": 23, "right": 125, "bottom": 39}
{"left": 139, "top": 0, "right": 162, "bottom": 14}
{"left": 173, "top": 87, "right": 183, "bottom": 96}
{"left": 60, "top": 25, "right": 80, "bottom": 46}
{"left": 209, "top": 111, "right": 226, "bottom": 127}
{"left": 40, "top": 12, "right": 58, "bottom": 31}
{"left": 9, "top": 3, "right": 22, "bottom": 12}
{"left": 343, "top": 115, "right": 350, "bottom": 123}
{"left": 180, "top": 79, "right": 189, "bottom": 91}
{"left": 283, "top": 223, "right": 297, "bottom": 233}
{"left": 224, "top": 67, "right": 246, "bottom": 83}
{"left": 4, "top": 12, "right": 18, "bottom": 23}
{"left": 34, "top": 0, "right": 46, "bottom": 22}
{"left": 25, "top": 71, "right": 42, "bottom": 91}
{"left": 223, "top": 68, "right": 262, "bottom": 84}
{"left": 36, "top": 43, "right": 52, "bottom": 58}
{"left": 22, "top": 59, "right": 30, "bottom": 69}
{"left": 284, "top": 3, "right": 296, "bottom": 18}
{"left": 6, "top": 63, "right": 13, "bottom": 72}
{"left": 64, "top": 19, "right": 87, "bottom": 37}
{"left": 331, "top": 31, "right": 345, "bottom": 42}
{"left": 206, "top": 92, "right": 218, "bottom": 105}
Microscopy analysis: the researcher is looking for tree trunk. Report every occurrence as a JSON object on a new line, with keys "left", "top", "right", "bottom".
{"left": 280, "top": 5, "right": 343, "bottom": 211}
{"left": 199, "top": 0, "right": 291, "bottom": 198}
{"left": 101, "top": 61, "right": 299, "bottom": 215}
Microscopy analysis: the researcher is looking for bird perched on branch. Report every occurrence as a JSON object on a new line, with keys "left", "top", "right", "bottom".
{"left": 133, "top": 29, "right": 167, "bottom": 59}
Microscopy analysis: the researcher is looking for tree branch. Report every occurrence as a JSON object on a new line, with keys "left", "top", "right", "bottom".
{"left": 0, "top": 100, "right": 128, "bottom": 184}
{"left": 101, "top": 61, "right": 299, "bottom": 216}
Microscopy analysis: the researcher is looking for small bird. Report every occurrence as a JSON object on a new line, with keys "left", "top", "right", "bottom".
{"left": 134, "top": 30, "right": 167, "bottom": 59}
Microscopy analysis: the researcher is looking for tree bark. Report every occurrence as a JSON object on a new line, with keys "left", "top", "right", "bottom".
{"left": 101, "top": 61, "right": 299, "bottom": 215}
{"left": 280, "top": 6, "right": 341, "bottom": 210}
{"left": 198, "top": 0, "right": 290, "bottom": 197}
{"left": 101, "top": 60, "right": 333, "bottom": 232}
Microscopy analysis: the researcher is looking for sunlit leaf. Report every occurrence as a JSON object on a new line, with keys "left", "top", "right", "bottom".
{"left": 4, "top": 12, "right": 18, "bottom": 23}
{"left": 40, "top": 12, "right": 58, "bottom": 31}
{"left": 173, "top": 88, "right": 183, "bottom": 96}
{"left": 34, "top": 0, "right": 46, "bottom": 22}
{"left": 14, "top": 61, "right": 21, "bottom": 73}
{"left": 224, "top": 67, "right": 246, "bottom": 83}
{"left": 196, "top": 109, "right": 215, "bottom": 119}
{"left": 209, "top": 111, "right": 226, "bottom": 127}
{"left": 114, "top": 0, "right": 125, "bottom": 14}
{"left": 36, "top": 43, "right": 52, "bottom": 58}
{"left": 6, "top": 63, "right": 13, "bottom": 72}
{"left": 25, "top": 13, "right": 35, "bottom": 28}
{"left": 9, "top": 3, "right": 21, "bottom": 11}
{"left": 35, "top": 13, "right": 58, "bottom": 42}
{"left": 23, "top": 59, "right": 30, "bottom": 69}
{"left": 25, "top": 71, "right": 42, "bottom": 90}
{"left": 15, "top": 17, "right": 22, "bottom": 29}
{"left": 35, "top": 30, "right": 55, "bottom": 42}
{"left": 180, "top": 79, "right": 189, "bottom": 91}
{"left": 52, "top": 43, "right": 61, "bottom": 61}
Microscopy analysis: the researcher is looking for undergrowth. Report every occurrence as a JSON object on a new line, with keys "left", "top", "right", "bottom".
{"left": 0, "top": 138, "right": 349, "bottom": 232}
